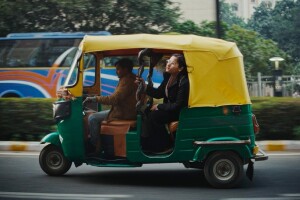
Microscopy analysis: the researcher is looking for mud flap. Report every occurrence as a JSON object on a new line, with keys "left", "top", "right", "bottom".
{"left": 246, "top": 159, "right": 254, "bottom": 181}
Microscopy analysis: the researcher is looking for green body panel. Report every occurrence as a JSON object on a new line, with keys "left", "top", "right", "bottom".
{"left": 192, "top": 140, "right": 252, "bottom": 163}
{"left": 126, "top": 105, "right": 255, "bottom": 163}
{"left": 56, "top": 98, "right": 85, "bottom": 162}
{"left": 40, "top": 132, "right": 61, "bottom": 148}
{"left": 49, "top": 100, "right": 255, "bottom": 166}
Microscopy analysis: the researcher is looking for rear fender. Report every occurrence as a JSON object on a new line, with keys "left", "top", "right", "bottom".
{"left": 193, "top": 138, "right": 252, "bottom": 163}
{"left": 40, "top": 132, "right": 62, "bottom": 148}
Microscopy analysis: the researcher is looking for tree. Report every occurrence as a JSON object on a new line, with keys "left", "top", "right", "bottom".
{"left": 171, "top": 20, "right": 290, "bottom": 76}
{"left": 248, "top": 0, "right": 300, "bottom": 73}
{"left": 270, "top": 0, "right": 300, "bottom": 68}
{"left": 0, "top": 0, "right": 180, "bottom": 36}
{"left": 247, "top": 1, "right": 273, "bottom": 39}
{"left": 225, "top": 25, "right": 293, "bottom": 77}
{"left": 170, "top": 20, "right": 217, "bottom": 37}
{"left": 219, "top": 0, "right": 246, "bottom": 28}
{"left": 107, "top": 0, "right": 180, "bottom": 34}
{"left": 0, "top": 0, "right": 82, "bottom": 35}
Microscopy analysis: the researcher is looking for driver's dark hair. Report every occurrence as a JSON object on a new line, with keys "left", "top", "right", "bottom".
{"left": 115, "top": 58, "right": 134, "bottom": 72}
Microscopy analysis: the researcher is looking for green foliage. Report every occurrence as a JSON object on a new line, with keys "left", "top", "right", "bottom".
{"left": 171, "top": 15, "right": 292, "bottom": 77}
{"left": 224, "top": 25, "right": 292, "bottom": 76}
{"left": 251, "top": 97, "right": 300, "bottom": 140}
{"left": 294, "top": 126, "right": 300, "bottom": 139}
{"left": 0, "top": 0, "right": 69, "bottom": 35}
{"left": 170, "top": 20, "right": 230, "bottom": 38}
{"left": 270, "top": 2, "right": 300, "bottom": 66}
{"left": 0, "top": 0, "right": 180, "bottom": 36}
{"left": 247, "top": 2, "right": 273, "bottom": 39}
{"left": 107, "top": 0, "right": 180, "bottom": 34}
{"left": 0, "top": 98, "right": 56, "bottom": 141}
{"left": 219, "top": 0, "right": 246, "bottom": 28}
{"left": 171, "top": 20, "right": 210, "bottom": 36}
{"left": 248, "top": 0, "right": 300, "bottom": 71}
{"left": 0, "top": 98, "right": 299, "bottom": 141}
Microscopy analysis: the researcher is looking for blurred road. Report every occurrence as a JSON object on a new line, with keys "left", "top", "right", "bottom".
{"left": 0, "top": 152, "right": 300, "bottom": 200}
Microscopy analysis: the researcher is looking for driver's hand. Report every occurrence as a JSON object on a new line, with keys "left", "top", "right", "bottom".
{"left": 83, "top": 96, "right": 97, "bottom": 106}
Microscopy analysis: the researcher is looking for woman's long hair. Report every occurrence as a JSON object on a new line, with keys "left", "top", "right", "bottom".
{"left": 172, "top": 53, "right": 188, "bottom": 76}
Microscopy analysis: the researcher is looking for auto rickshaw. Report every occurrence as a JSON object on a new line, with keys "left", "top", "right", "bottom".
{"left": 39, "top": 34, "right": 268, "bottom": 188}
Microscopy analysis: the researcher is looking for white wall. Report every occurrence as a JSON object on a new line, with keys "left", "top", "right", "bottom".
{"left": 171, "top": 0, "right": 216, "bottom": 24}
{"left": 172, "top": 0, "right": 282, "bottom": 24}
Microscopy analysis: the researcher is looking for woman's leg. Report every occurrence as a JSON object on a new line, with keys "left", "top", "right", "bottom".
{"left": 146, "top": 110, "right": 177, "bottom": 152}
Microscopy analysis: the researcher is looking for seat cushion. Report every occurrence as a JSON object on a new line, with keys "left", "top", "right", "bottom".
{"left": 101, "top": 123, "right": 130, "bottom": 157}
{"left": 101, "top": 120, "right": 136, "bottom": 128}
{"left": 100, "top": 120, "right": 136, "bottom": 157}
{"left": 168, "top": 121, "right": 179, "bottom": 134}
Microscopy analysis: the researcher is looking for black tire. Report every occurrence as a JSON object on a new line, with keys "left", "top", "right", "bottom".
{"left": 39, "top": 144, "right": 72, "bottom": 176}
{"left": 204, "top": 151, "right": 244, "bottom": 188}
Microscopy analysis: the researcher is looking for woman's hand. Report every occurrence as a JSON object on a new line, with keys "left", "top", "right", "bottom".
{"left": 135, "top": 77, "right": 147, "bottom": 92}
{"left": 135, "top": 77, "right": 145, "bottom": 85}
{"left": 151, "top": 104, "right": 158, "bottom": 111}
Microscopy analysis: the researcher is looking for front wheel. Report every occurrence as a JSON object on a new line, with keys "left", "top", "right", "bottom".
{"left": 204, "top": 151, "right": 244, "bottom": 188}
{"left": 39, "top": 144, "right": 72, "bottom": 176}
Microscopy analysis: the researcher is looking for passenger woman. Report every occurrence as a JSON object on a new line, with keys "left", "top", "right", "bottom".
{"left": 136, "top": 54, "right": 189, "bottom": 152}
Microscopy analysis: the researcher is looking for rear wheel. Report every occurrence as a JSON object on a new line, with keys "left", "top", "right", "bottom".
{"left": 204, "top": 151, "right": 244, "bottom": 188}
{"left": 39, "top": 144, "right": 72, "bottom": 176}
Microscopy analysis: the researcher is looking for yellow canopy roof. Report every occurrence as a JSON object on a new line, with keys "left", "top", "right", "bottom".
{"left": 80, "top": 34, "right": 251, "bottom": 107}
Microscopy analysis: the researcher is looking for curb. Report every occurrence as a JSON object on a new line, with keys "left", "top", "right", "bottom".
{"left": 0, "top": 141, "right": 300, "bottom": 152}
{"left": 256, "top": 140, "right": 300, "bottom": 152}
{"left": 0, "top": 141, "right": 46, "bottom": 152}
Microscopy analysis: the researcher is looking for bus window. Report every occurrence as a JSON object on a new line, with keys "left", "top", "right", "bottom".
{"left": 83, "top": 54, "right": 96, "bottom": 87}
{"left": 58, "top": 47, "right": 78, "bottom": 68}
{"left": 64, "top": 49, "right": 82, "bottom": 87}
{"left": 0, "top": 39, "right": 81, "bottom": 68}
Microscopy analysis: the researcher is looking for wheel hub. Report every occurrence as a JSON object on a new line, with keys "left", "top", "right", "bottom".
{"left": 47, "top": 152, "right": 63, "bottom": 169}
{"left": 213, "top": 159, "right": 235, "bottom": 181}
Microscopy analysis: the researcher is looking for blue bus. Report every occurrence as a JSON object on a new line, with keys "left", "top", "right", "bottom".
{"left": 0, "top": 31, "right": 111, "bottom": 98}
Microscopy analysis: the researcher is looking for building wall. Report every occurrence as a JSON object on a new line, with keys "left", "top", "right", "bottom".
{"left": 171, "top": 0, "right": 281, "bottom": 24}
{"left": 171, "top": 0, "right": 216, "bottom": 24}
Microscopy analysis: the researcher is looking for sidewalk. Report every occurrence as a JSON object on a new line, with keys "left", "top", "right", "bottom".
{"left": 0, "top": 141, "right": 300, "bottom": 152}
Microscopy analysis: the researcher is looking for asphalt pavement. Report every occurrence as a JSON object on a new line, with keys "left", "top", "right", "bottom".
{"left": 1, "top": 153, "right": 300, "bottom": 200}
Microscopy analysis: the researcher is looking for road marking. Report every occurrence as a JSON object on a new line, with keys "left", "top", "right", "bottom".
{"left": 0, "top": 152, "right": 38, "bottom": 157}
{"left": 281, "top": 193, "right": 300, "bottom": 197}
{"left": 222, "top": 193, "right": 300, "bottom": 200}
{"left": 268, "top": 153, "right": 300, "bottom": 156}
{"left": 0, "top": 192, "right": 132, "bottom": 199}
{"left": 222, "top": 198, "right": 299, "bottom": 200}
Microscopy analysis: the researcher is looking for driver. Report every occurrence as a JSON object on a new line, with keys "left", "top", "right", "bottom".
{"left": 83, "top": 58, "right": 137, "bottom": 154}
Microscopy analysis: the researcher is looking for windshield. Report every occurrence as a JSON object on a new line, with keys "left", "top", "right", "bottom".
{"left": 64, "top": 49, "right": 82, "bottom": 86}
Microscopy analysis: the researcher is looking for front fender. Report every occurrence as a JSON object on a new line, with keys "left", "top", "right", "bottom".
{"left": 40, "top": 132, "right": 62, "bottom": 148}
